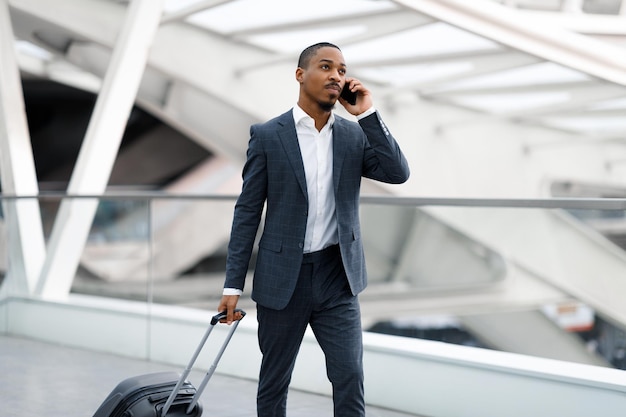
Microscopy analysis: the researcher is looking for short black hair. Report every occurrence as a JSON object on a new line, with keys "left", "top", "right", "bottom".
{"left": 297, "top": 42, "right": 341, "bottom": 69}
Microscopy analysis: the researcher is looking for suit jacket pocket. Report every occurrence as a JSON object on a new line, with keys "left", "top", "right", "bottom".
{"left": 258, "top": 237, "right": 282, "bottom": 253}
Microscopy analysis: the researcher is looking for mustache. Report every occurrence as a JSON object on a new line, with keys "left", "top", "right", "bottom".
{"left": 326, "top": 82, "right": 341, "bottom": 90}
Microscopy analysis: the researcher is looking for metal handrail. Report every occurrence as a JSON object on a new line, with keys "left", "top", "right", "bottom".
{"left": 1, "top": 192, "right": 625, "bottom": 210}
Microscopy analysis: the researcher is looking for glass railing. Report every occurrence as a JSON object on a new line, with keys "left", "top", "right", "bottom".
{"left": 1, "top": 193, "right": 626, "bottom": 371}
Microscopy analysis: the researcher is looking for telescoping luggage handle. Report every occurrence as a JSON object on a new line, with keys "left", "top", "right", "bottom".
{"left": 160, "top": 309, "right": 246, "bottom": 417}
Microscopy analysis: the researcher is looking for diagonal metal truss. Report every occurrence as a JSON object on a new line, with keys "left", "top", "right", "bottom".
{"left": 10, "top": 0, "right": 626, "bottom": 144}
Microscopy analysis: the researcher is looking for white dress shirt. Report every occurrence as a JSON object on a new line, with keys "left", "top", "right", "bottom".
{"left": 292, "top": 104, "right": 338, "bottom": 253}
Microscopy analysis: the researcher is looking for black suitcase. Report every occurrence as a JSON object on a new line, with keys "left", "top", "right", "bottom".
{"left": 93, "top": 310, "right": 246, "bottom": 417}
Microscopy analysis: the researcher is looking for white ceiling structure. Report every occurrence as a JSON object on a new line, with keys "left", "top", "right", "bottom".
{"left": 12, "top": 0, "right": 626, "bottom": 146}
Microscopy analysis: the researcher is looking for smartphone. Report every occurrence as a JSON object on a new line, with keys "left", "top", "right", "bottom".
{"left": 341, "top": 84, "right": 358, "bottom": 105}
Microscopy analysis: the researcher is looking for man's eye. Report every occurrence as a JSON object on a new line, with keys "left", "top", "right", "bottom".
{"left": 339, "top": 69, "right": 346, "bottom": 75}
{"left": 321, "top": 65, "right": 329, "bottom": 70}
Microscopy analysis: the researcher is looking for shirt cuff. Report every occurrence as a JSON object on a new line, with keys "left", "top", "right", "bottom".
{"left": 356, "top": 106, "right": 376, "bottom": 120}
{"left": 223, "top": 288, "right": 243, "bottom": 296}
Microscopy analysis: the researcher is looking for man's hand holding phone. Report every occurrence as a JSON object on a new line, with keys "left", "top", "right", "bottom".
{"left": 339, "top": 77, "right": 373, "bottom": 116}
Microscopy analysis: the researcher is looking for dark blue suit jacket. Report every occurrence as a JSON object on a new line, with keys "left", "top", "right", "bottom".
{"left": 225, "top": 109, "right": 409, "bottom": 310}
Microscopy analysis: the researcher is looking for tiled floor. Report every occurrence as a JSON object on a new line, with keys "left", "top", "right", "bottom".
{"left": 0, "top": 335, "right": 421, "bottom": 417}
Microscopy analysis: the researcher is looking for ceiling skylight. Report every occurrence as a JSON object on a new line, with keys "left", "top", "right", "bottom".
{"left": 183, "top": 0, "right": 395, "bottom": 34}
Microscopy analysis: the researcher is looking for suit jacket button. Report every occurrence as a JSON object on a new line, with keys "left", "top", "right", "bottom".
{"left": 298, "top": 243, "right": 303, "bottom": 248}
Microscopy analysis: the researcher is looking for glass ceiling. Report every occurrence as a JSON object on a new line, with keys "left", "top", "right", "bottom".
{"left": 15, "top": 0, "right": 626, "bottom": 140}
{"left": 158, "top": 0, "right": 626, "bottom": 139}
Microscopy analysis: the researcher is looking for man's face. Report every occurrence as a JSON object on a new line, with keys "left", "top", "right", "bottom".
{"left": 297, "top": 47, "right": 347, "bottom": 111}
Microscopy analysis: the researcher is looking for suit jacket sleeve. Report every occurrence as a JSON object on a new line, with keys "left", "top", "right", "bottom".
{"left": 358, "top": 111, "right": 410, "bottom": 184}
{"left": 224, "top": 124, "right": 267, "bottom": 291}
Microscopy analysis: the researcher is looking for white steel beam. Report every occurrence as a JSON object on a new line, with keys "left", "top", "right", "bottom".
{"left": 36, "top": 0, "right": 164, "bottom": 299}
{"left": 353, "top": 48, "right": 508, "bottom": 68}
{"left": 414, "top": 52, "right": 541, "bottom": 93}
{"left": 63, "top": 40, "right": 257, "bottom": 162}
{"left": 516, "top": 10, "right": 626, "bottom": 35}
{"left": 0, "top": 0, "right": 46, "bottom": 296}
{"left": 11, "top": 0, "right": 277, "bottom": 138}
{"left": 426, "top": 80, "right": 598, "bottom": 97}
{"left": 232, "top": 10, "right": 431, "bottom": 76}
{"left": 161, "top": 0, "right": 232, "bottom": 24}
{"left": 229, "top": 9, "right": 427, "bottom": 38}
{"left": 432, "top": 83, "right": 626, "bottom": 122}
{"left": 509, "top": 84, "right": 626, "bottom": 117}
{"left": 392, "top": 0, "right": 626, "bottom": 85}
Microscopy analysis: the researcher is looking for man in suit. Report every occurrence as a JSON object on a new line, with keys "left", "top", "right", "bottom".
{"left": 218, "top": 42, "right": 410, "bottom": 417}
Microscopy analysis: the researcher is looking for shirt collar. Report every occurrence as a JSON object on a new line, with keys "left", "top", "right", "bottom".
{"left": 293, "top": 104, "right": 335, "bottom": 129}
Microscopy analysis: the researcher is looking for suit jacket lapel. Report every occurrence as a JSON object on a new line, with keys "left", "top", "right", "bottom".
{"left": 332, "top": 118, "right": 347, "bottom": 195}
{"left": 277, "top": 111, "right": 308, "bottom": 198}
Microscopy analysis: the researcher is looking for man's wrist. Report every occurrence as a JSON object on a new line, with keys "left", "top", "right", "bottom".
{"left": 223, "top": 288, "right": 243, "bottom": 296}
{"left": 356, "top": 106, "right": 376, "bottom": 120}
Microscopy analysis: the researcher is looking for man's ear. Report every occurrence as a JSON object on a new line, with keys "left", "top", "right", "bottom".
{"left": 295, "top": 67, "right": 304, "bottom": 84}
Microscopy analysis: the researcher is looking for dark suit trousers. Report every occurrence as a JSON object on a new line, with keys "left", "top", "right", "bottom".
{"left": 256, "top": 245, "right": 365, "bottom": 417}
